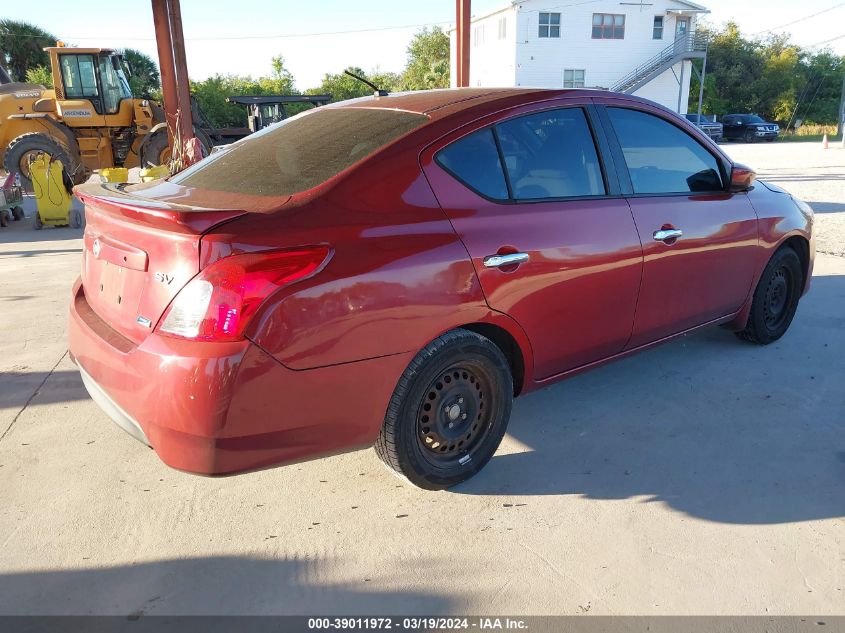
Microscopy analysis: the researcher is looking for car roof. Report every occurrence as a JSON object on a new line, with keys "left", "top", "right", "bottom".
{"left": 325, "top": 88, "right": 632, "bottom": 121}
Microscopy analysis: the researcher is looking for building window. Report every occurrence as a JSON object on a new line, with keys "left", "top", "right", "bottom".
{"left": 653, "top": 16, "right": 664, "bottom": 39}
{"left": 592, "top": 13, "right": 625, "bottom": 39}
{"left": 473, "top": 25, "right": 485, "bottom": 47}
{"left": 498, "top": 16, "right": 507, "bottom": 40}
{"left": 563, "top": 69, "right": 585, "bottom": 88}
{"left": 539, "top": 12, "right": 561, "bottom": 38}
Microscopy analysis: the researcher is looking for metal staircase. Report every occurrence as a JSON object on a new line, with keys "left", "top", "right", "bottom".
{"left": 611, "top": 33, "right": 707, "bottom": 94}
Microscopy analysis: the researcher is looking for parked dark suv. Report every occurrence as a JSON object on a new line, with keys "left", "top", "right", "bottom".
{"left": 722, "top": 114, "right": 780, "bottom": 142}
{"left": 684, "top": 113, "right": 723, "bottom": 141}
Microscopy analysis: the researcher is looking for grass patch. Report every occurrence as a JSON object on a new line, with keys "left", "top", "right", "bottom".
{"left": 778, "top": 133, "right": 842, "bottom": 143}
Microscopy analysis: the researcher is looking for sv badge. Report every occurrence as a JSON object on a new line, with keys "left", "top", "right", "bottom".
{"left": 154, "top": 272, "right": 175, "bottom": 285}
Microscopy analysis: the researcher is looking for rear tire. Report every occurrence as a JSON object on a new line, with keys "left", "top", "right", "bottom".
{"left": 12, "top": 206, "right": 24, "bottom": 221}
{"left": 375, "top": 329, "right": 513, "bottom": 490}
{"left": 140, "top": 129, "right": 170, "bottom": 168}
{"left": 0, "top": 211, "right": 8, "bottom": 228}
{"left": 33, "top": 212, "right": 43, "bottom": 230}
{"left": 736, "top": 246, "right": 803, "bottom": 345}
{"left": 70, "top": 208, "right": 84, "bottom": 229}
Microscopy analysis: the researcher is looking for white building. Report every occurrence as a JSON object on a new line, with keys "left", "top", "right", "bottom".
{"left": 449, "top": 0, "right": 708, "bottom": 113}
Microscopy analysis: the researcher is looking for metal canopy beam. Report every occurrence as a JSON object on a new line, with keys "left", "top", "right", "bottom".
{"left": 456, "top": 0, "right": 471, "bottom": 87}
{"left": 151, "top": 0, "right": 194, "bottom": 154}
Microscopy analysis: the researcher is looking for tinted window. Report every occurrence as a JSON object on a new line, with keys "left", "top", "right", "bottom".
{"left": 435, "top": 129, "right": 509, "bottom": 200}
{"left": 496, "top": 108, "right": 604, "bottom": 199}
{"left": 172, "top": 108, "right": 427, "bottom": 197}
{"left": 607, "top": 107, "right": 723, "bottom": 194}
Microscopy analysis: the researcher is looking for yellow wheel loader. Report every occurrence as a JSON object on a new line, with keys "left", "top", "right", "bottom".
{"left": 0, "top": 45, "right": 211, "bottom": 188}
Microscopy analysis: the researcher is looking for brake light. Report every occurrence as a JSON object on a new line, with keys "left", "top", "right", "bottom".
{"left": 157, "top": 246, "right": 330, "bottom": 341}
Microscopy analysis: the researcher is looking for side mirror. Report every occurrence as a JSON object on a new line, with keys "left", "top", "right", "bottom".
{"left": 729, "top": 164, "right": 756, "bottom": 192}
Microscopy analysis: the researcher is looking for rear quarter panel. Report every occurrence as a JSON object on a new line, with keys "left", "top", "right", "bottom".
{"left": 203, "top": 141, "right": 530, "bottom": 382}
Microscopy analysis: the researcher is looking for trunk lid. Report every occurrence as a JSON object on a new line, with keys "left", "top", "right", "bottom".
{"left": 75, "top": 181, "right": 248, "bottom": 344}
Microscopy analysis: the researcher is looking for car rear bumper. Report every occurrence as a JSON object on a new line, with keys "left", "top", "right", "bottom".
{"left": 69, "top": 279, "right": 410, "bottom": 475}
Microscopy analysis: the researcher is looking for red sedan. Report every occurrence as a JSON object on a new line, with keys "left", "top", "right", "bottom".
{"left": 69, "top": 89, "right": 814, "bottom": 489}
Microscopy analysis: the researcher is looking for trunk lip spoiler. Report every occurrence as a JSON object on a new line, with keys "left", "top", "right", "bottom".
{"left": 74, "top": 183, "right": 250, "bottom": 235}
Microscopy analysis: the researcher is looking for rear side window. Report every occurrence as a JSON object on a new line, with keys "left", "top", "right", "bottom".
{"left": 171, "top": 108, "right": 427, "bottom": 197}
{"left": 606, "top": 107, "right": 723, "bottom": 194}
{"left": 435, "top": 128, "right": 509, "bottom": 200}
{"left": 496, "top": 108, "right": 604, "bottom": 199}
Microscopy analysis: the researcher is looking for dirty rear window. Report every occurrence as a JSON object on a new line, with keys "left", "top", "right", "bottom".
{"left": 170, "top": 108, "right": 428, "bottom": 197}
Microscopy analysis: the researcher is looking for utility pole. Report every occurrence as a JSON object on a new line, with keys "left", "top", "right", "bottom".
{"left": 696, "top": 46, "right": 708, "bottom": 120}
{"left": 839, "top": 70, "right": 845, "bottom": 144}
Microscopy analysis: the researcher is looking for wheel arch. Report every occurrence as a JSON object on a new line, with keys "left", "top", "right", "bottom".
{"left": 458, "top": 319, "right": 532, "bottom": 396}
{"left": 780, "top": 234, "right": 811, "bottom": 292}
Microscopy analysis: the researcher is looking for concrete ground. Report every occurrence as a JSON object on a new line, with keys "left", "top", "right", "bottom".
{"left": 0, "top": 142, "right": 843, "bottom": 616}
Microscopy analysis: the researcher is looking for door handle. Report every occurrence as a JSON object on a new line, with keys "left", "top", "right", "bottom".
{"left": 483, "top": 252, "right": 530, "bottom": 268}
{"left": 653, "top": 228, "right": 683, "bottom": 243}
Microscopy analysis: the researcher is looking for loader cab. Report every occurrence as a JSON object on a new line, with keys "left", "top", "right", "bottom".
{"left": 47, "top": 47, "right": 133, "bottom": 125}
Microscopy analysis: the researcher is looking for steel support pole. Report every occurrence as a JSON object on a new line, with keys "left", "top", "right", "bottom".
{"left": 696, "top": 47, "right": 707, "bottom": 120}
{"left": 456, "top": 0, "right": 471, "bottom": 87}
{"left": 167, "top": 0, "right": 194, "bottom": 144}
{"left": 677, "top": 60, "right": 686, "bottom": 113}
{"left": 151, "top": 0, "right": 177, "bottom": 145}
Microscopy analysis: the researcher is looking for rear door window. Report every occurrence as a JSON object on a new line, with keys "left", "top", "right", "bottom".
{"left": 496, "top": 108, "right": 605, "bottom": 200}
{"left": 606, "top": 107, "right": 723, "bottom": 194}
{"left": 435, "top": 128, "right": 509, "bottom": 200}
{"left": 171, "top": 108, "right": 428, "bottom": 197}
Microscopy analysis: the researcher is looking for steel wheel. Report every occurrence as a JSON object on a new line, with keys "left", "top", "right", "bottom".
{"left": 417, "top": 361, "right": 495, "bottom": 468}
{"left": 763, "top": 266, "right": 794, "bottom": 331}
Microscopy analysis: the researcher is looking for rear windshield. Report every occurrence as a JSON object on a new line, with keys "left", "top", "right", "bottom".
{"left": 171, "top": 108, "right": 428, "bottom": 197}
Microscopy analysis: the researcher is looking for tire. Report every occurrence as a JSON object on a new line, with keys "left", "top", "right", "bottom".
{"left": 744, "top": 128, "right": 756, "bottom": 143}
{"left": 70, "top": 208, "right": 84, "bottom": 229}
{"left": 33, "top": 212, "right": 43, "bottom": 230}
{"left": 3, "top": 133, "right": 82, "bottom": 190}
{"left": 12, "top": 206, "right": 24, "bottom": 221}
{"left": 0, "top": 211, "right": 8, "bottom": 228}
{"left": 140, "top": 129, "right": 170, "bottom": 168}
{"left": 736, "top": 246, "right": 803, "bottom": 345}
{"left": 375, "top": 329, "right": 513, "bottom": 490}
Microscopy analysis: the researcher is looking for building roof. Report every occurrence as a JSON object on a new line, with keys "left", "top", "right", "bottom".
{"left": 447, "top": 0, "right": 709, "bottom": 29}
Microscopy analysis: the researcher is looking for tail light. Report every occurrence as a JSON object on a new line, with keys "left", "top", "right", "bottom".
{"left": 157, "top": 246, "right": 330, "bottom": 341}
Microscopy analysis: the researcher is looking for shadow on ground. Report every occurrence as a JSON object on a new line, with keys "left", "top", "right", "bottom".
{"left": 0, "top": 555, "right": 453, "bottom": 615}
{"left": 457, "top": 275, "right": 845, "bottom": 525}
{"left": 0, "top": 369, "right": 88, "bottom": 415}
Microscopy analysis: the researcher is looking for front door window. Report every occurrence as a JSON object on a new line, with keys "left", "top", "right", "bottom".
{"left": 676, "top": 17, "right": 689, "bottom": 39}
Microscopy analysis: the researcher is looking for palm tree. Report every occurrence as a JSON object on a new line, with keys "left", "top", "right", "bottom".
{"left": 121, "top": 48, "right": 160, "bottom": 97}
{"left": 0, "top": 20, "right": 57, "bottom": 82}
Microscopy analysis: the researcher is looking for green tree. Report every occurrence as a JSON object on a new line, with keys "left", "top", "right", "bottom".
{"left": 0, "top": 20, "right": 57, "bottom": 82}
{"left": 24, "top": 65, "right": 52, "bottom": 87}
{"left": 307, "top": 66, "right": 400, "bottom": 102}
{"left": 121, "top": 48, "right": 160, "bottom": 97}
{"left": 401, "top": 27, "right": 449, "bottom": 90}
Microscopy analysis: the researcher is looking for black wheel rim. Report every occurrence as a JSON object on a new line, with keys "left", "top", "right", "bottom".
{"left": 416, "top": 362, "right": 495, "bottom": 467}
{"left": 764, "top": 265, "right": 794, "bottom": 331}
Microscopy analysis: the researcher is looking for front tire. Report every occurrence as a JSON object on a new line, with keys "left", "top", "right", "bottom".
{"left": 3, "top": 133, "right": 84, "bottom": 190}
{"left": 744, "top": 128, "right": 756, "bottom": 143}
{"left": 375, "top": 329, "right": 513, "bottom": 490}
{"left": 736, "top": 246, "right": 803, "bottom": 345}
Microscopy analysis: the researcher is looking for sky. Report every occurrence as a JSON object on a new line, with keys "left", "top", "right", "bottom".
{"left": 4, "top": 0, "right": 845, "bottom": 90}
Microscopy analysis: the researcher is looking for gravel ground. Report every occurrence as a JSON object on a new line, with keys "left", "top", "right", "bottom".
{"left": 0, "top": 142, "right": 842, "bottom": 616}
{"left": 722, "top": 141, "right": 845, "bottom": 257}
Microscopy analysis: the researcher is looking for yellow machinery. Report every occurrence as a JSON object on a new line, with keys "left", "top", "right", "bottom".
{"left": 28, "top": 153, "right": 82, "bottom": 229}
{"left": 0, "top": 45, "right": 208, "bottom": 189}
